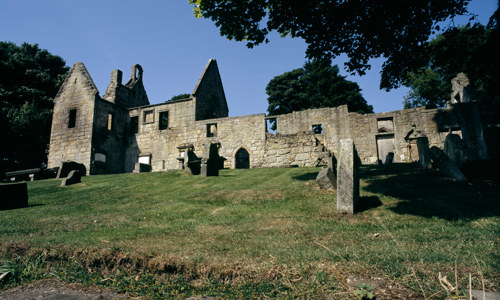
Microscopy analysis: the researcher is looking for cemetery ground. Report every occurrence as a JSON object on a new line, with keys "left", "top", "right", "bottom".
{"left": 0, "top": 163, "right": 498, "bottom": 299}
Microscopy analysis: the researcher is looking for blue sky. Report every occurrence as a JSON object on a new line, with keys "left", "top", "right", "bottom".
{"left": 1, "top": 1, "right": 497, "bottom": 116}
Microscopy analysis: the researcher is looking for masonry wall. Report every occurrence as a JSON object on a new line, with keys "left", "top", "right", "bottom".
{"left": 48, "top": 62, "right": 494, "bottom": 176}
{"left": 90, "top": 99, "right": 130, "bottom": 174}
{"left": 47, "top": 63, "right": 98, "bottom": 175}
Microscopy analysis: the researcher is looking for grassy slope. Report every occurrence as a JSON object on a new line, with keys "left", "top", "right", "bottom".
{"left": 1, "top": 165, "right": 498, "bottom": 298}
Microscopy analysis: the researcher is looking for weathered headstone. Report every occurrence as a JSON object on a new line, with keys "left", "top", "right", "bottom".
{"left": 57, "top": 161, "right": 86, "bottom": 178}
{"left": 0, "top": 182, "right": 28, "bottom": 210}
{"left": 416, "top": 137, "right": 432, "bottom": 169}
{"left": 336, "top": 139, "right": 360, "bottom": 214}
{"left": 133, "top": 162, "right": 151, "bottom": 173}
{"left": 200, "top": 143, "right": 220, "bottom": 177}
{"left": 429, "top": 146, "right": 468, "bottom": 182}
{"left": 184, "top": 150, "right": 201, "bottom": 175}
{"left": 61, "top": 170, "right": 81, "bottom": 186}
{"left": 444, "top": 134, "right": 464, "bottom": 170}
{"left": 316, "top": 167, "right": 336, "bottom": 190}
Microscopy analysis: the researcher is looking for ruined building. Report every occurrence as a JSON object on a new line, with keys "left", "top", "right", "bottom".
{"left": 47, "top": 60, "right": 497, "bottom": 175}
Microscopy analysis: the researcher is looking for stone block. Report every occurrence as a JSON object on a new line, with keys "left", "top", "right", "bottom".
{"left": 61, "top": 170, "right": 81, "bottom": 186}
{"left": 316, "top": 167, "right": 336, "bottom": 190}
{"left": 429, "top": 146, "right": 468, "bottom": 182}
{"left": 336, "top": 139, "right": 360, "bottom": 214}
{"left": 0, "top": 182, "right": 28, "bottom": 210}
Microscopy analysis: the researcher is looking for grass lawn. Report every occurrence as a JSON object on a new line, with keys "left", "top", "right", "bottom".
{"left": 0, "top": 164, "right": 498, "bottom": 299}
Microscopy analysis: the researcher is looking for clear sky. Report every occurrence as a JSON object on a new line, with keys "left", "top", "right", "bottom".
{"left": 0, "top": 1, "right": 497, "bottom": 116}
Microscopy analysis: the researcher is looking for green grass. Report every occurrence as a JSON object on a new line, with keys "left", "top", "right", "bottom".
{"left": 1, "top": 164, "right": 498, "bottom": 299}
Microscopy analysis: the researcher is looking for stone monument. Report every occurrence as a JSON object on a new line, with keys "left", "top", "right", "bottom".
{"left": 429, "top": 146, "right": 468, "bottom": 182}
{"left": 336, "top": 139, "right": 360, "bottom": 214}
{"left": 444, "top": 134, "right": 464, "bottom": 170}
{"left": 200, "top": 143, "right": 220, "bottom": 177}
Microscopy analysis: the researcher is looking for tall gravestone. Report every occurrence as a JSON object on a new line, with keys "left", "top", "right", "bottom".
{"left": 200, "top": 143, "right": 220, "bottom": 177}
{"left": 429, "top": 146, "right": 468, "bottom": 182}
{"left": 416, "top": 137, "right": 432, "bottom": 169}
{"left": 336, "top": 139, "right": 360, "bottom": 214}
{"left": 444, "top": 134, "right": 464, "bottom": 170}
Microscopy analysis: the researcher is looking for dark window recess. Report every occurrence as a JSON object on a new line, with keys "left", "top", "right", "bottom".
{"left": 68, "top": 109, "right": 77, "bottom": 128}
{"left": 159, "top": 111, "right": 169, "bottom": 130}
{"left": 312, "top": 124, "right": 323, "bottom": 134}
{"left": 206, "top": 123, "right": 217, "bottom": 137}
{"left": 130, "top": 116, "right": 138, "bottom": 134}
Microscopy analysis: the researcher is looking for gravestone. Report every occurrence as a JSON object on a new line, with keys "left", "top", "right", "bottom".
{"left": 429, "top": 146, "right": 468, "bottom": 182}
{"left": 0, "top": 182, "right": 28, "bottom": 210}
{"left": 444, "top": 134, "right": 464, "bottom": 170}
{"left": 133, "top": 162, "right": 151, "bottom": 173}
{"left": 336, "top": 139, "right": 360, "bottom": 214}
{"left": 416, "top": 137, "right": 432, "bottom": 169}
{"left": 184, "top": 150, "right": 201, "bottom": 175}
{"left": 61, "top": 170, "right": 81, "bottom": 186}
{"left": 57, "top": 161, "right": 86, "bottom": 178}
{"left": 316, "top": 167, "right": 336, "bottom": 190}
{"left": 200, "top": 143, "right": 220, "bottom": 177}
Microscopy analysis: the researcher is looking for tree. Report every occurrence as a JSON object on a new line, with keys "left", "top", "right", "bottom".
{"left": 165, "top": 93, "right": 191, "bottom": 102}
{"left": 402, "top": 23, "right": 499, "bottom": 108}
{"left": 402, "top": 69, "right": 450, "bottom": 109}
{"left": 266, "top": 61, "right": 373, "bottom": 119}
{"left": 0, "top": 42, "right": 68, "bottom": 170}
{"left": 189, "top": 0, "right": 470, "bottom": 89}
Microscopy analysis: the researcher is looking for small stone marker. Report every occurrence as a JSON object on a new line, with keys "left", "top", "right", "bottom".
{"left": 0, "top": 182, "right": 28, "bottom": 210}
{"left": 57, "top": 161, "right": 86, "bottom": 178}
{"left": 429, "top": 146, "right": 468, "bottom": 182}
{"left": 416, "top": 137, "right": 432, "bottom": 169}
{"left": 316, "top": 167, "right": 336, "bottom": 190}
{"left": 200, "top": 143, "right": 220, "bottom": 177}
{"left": 336, "top": 139, "right": 360, "bottom": 214}
{"left": 444, "top": 134, "right": 464, "bottom": 170}
{"left": 61, "top": 170, "right": 81, "bottom": 186}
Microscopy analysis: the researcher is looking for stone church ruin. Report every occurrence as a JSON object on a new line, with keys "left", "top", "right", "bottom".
{"left": 47, "top": 60, "right": 498, "bottom": 176}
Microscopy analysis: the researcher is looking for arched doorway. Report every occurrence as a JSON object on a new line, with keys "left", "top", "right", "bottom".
{"left": 235, "top": 148, "right": 250, "bottom": 169}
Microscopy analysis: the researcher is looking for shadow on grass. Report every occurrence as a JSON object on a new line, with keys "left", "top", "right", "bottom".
{"left": 361, "top": 162, "right": 499, "bottom": 220}
{"left": 357, "top": 196, "right": 382, "bottom": 213}
{"left": 292, "top": 172, "right": 318, "bottom": 181}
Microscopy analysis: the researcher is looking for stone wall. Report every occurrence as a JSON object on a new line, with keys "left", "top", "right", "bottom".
{"left": 47, "top": 63, "right": 98, "bottom": 175}
{"left": 48, "top": 61, "right": 494, "bottom": 176}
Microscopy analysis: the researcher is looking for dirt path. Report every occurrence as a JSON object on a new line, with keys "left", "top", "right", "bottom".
{"left": 0, "top": 279, "right": 127, "bottom": 300}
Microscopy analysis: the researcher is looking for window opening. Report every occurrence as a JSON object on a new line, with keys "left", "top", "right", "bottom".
{"left": 107, "top": 113, "right": 113, "bottom": 131}
{"left": 377, "top": 117, "right": 394, "bottom": 133}
{"left": 265, "top": 118, "right": 277, "bottom": 134}
{"left": 68, "top": 109, "right": 77, "bottom": 128}
{"left": 130, "top": 116, "right": 138, "bottom": 134}
{"left": 159, "top": 111, "right": 169, "bottom": 130}
{"left": 143, "top": 110, "right": 154, "bottom": 124}
{"left": 312, "top": 124, "right": 323, "bottom": 134}
{"left": 206, "top": 123, "right": 217, "bottom": 137}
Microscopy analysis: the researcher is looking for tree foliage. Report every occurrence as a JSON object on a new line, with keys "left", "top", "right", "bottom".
{"left": 0, "top": 42, "right": 68, "bottom": 170}
{"left": 266, "top": 61, "right": 373, "bottom": 119}
{"left": 166, "top": 93, "right": 191, "bottom": 102}
{"left": 189, "top": 0, "right": 470, "bottom": 89}
{"left": 403, "top": 23, "right": 499, "bottom": 108}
